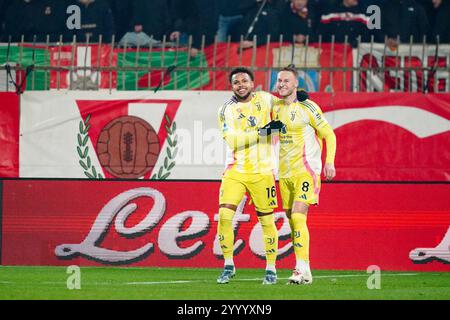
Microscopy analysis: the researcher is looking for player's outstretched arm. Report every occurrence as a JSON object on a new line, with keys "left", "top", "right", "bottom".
{"left": 318, "top": 124, "right": 337, "bottom": 181}
{"left": 224, "top": 130, "right": 260, "bottom": 151}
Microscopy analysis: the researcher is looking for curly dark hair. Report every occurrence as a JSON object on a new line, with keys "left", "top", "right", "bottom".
{"left": 228, "top": 67, "right": 254, "bottom": 83}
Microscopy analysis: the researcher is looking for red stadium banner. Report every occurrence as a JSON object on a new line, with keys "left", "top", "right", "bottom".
{"left": 1, "top": 91, "right": 449, "bottom": 181}
{"left": 2, "top": 180, "right": 449, "bottom": 271}
{"left": 310, "top": 92, "right": 450, "bottom": 181}
{"left": 0, "top": 93, "right": 19, "bottom": 177}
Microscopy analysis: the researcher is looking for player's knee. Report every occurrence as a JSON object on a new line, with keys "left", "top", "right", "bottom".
{"left": 220, "top": 203, "right": 237, "bottom": 211}
{"left": 219, "top": 206, "right": 235, "bottom": 221}
{"left": 292, "top": 201, "right": 309, "bottom": 215}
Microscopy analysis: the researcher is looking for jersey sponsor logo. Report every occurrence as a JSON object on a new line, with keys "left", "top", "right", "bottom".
{"left": 247, "top": 116, "right": 257, "bottom": 127}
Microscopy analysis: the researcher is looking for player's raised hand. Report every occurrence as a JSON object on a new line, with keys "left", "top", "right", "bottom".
{"left": 323, "top": 163, "right": 336, "bottom": 181}
{"left": 296, "top": 90, "right": 309, "bottom": 102}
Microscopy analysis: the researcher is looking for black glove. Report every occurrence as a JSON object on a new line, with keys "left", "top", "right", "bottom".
{"left": 258, "top": 120, "right": 286, "bottom": 136}
{"left": 297, "top": 90, "right": 309, "bottom": 102}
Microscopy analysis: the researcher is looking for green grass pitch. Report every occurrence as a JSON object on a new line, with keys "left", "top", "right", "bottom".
{"left": 0, "top": 266, "right": 449, "bottom": 300}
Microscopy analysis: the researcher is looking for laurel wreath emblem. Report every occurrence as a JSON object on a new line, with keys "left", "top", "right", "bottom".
{"left": 77, "top": 114, "right": 103, "bottom": 179}
{"left": 151, "top": 114, "right": 178, "bottom": 180}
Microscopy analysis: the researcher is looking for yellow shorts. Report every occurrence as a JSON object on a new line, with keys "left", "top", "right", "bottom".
{"left": 279, "top": 172, "right": 321, "bottom": 209}
{"left": 219, "top": 169, "right": 278, "bottom": 213}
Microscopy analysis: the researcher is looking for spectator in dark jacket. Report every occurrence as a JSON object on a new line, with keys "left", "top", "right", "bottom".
{"left": 432, "top": 0, "right": 450, "bottom": 43}
{"left": 106, "top": 0, "right": 133, "bottom": 40}
{"left": 237, "top": 0, "right": 283, "bottom": 49}
{"left": 279, "top": 0, "right": 317, "bottom": 43}
{"left": 318, "top": 0, "right": 370, "bottom": 47}
{"left": 169, "top": 0, "right": 218, "bottom": 56}
{"left": 380, "top": 0, "right": 429, "bottom": 45}
{"left": 217, "top": 0, "right": 246, "bottom": 42}
{"left": 68, "top": 0, "right": 115, "bottom": 43}
{"left": 416, "top": 0, "right": 450, "bottom": 43}
{"left": 3, "top": 0, "right": 67, "bottom": 42}
{"left": 130, "top": 0, "right": 172, "bottom": 41}
{"left": 0, "top": 0, "right": 13, "bottom": 39}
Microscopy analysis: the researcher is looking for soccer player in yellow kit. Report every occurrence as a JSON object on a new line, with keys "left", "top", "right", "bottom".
{"left": 217, "top": 67, "right": 284, "bottom": 285}
{"left": 274, "top": 66, "right": 337, "bottom": 285}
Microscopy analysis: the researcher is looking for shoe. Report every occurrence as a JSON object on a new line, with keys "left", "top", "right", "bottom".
{"left": 217, "top": 265, "right": 235, "bottom": 284}
{"left": 287, "top": 269, "right": 313, "bottom": 285}
{"left": 409, "top": 227, "right": 450, "bottom": 264}
{"left": 262, "top": 270, "right": 277, "bottom": 285}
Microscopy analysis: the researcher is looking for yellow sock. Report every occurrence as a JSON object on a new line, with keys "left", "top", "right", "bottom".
{"left": 217, "top": 207, "right": 235, "bottom": 260}
{"left": 290, "top": 213, "right": 310, "bottom": 262}
{"left": 258, "top": 214, "right": 278, "bottom": 266}
{"left": 288, "top": 216, "right": 295, "bottom": 242}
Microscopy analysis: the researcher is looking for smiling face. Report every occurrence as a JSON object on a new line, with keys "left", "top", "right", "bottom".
{"left": 231, "top": 72, "right": 255, "bottom": 102}
{"left": 277, "top": 70, "right": 298, "bottom": 98}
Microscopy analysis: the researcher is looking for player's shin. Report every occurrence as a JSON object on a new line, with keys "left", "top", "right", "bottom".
{"left": 258, "top": 213, "right": 278, "bottom": 270}
{"left": 218, "top": 207, "right": 236, "bottom": 264}
{"left": 291, "top": 212, "right": 310, "bottom": 266}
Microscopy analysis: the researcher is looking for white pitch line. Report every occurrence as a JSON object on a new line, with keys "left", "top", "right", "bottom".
{"left": 0, "top": 273, "right": 420, "bottom": 286}
{"left": 126, "top": 280, "right": 192, "bottom": 285}
{"left": 124, "top": 273, "right": 419, "bottom": 285}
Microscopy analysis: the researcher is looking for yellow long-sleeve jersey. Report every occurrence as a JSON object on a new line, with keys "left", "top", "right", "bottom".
{"left": 272, "top": 98, "right": 336, "bottom": 179}
{"left": 218, "top": 91, "right": 277, "bottom": 174}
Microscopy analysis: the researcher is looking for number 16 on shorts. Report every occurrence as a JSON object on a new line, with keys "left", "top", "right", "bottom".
{"left": 266, "top": 186, "right": 277, "bottom": 207}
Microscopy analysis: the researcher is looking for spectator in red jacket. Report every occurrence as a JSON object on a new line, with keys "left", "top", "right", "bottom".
{"left": 318, "top": 0, "right": 370, "bottom": 47}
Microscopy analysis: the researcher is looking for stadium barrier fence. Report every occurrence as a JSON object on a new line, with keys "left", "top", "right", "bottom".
{"left": 0, "top": 34, "right": 449, "bottom": 93}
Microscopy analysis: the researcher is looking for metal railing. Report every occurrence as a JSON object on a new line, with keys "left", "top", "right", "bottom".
{"left": 0, "top": 34, "right": 449, "bottom": 93}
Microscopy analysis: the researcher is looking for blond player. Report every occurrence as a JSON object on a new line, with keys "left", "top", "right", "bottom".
{"left": 274, "top": 65, "right": 337, "bottom": 284}
{"left": 217, "top": 67, "right": 285, "bottom": 285}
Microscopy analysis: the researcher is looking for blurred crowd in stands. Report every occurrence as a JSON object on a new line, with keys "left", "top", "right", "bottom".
{"left": 0, "top": 0, "right": 448, "bottom": 53}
